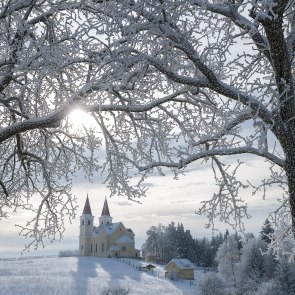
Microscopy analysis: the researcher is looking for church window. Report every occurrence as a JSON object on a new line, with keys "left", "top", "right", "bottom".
{"left": 81, "top": 244, "right": 83, "bottom": 250}
{"left": 122, "top": 246, "right": 126, "bottom": 252}
{"left": 102, "top": 242, "right": 104, "bottom": 252}
{"left": 91, "top": 244, "right": 93, "bottom": 253}
{"left": 88, "top": 220, "right": 91, "bottom": 225}
{"left": 82, "top": 220, "right": 84, "bottom": 225}
{"left": 96, "top": 244, "right": 97, "bottom": 253}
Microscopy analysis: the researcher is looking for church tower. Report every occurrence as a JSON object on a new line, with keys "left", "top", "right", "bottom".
{"left": 79, "top": 195, "right": 94, "bottom": 256}
{"left": 99, "top": 198, "right": 113, "bottom": 226}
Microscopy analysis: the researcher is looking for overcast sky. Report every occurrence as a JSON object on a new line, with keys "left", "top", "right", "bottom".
{"left": 0, "top": 155, "right": 280, "bottom": 258}
{"left": 0, "top": 111, "right": 282, "bottom": 258}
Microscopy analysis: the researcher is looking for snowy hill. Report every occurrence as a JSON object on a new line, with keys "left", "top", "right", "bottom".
{"left": 0, "top": 256, "right": 201, "bottom": 295}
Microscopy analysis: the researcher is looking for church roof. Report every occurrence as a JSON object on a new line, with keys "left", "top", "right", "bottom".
{"left": 92, "top": 222, "right": 121, "bottom": 236}
{"left": 82, "top": 195, "right": 92, "bottom": 215}
{"left": 101, "top": 198, "right": 111, "bottom": 216}
{"left": 115, "top": 235, "right": 134, "bottom": 244}
{"left": 104, "top": 222, "right": 120, "bottom": 235}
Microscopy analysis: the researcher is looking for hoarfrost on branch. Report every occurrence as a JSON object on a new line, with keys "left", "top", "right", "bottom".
{"left": 1, "top": 0, "right": 295, "bottom": 255}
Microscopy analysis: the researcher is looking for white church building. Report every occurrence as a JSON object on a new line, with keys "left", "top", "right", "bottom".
{"left": 79, "top": 196, "right": 140, "bottom": 258}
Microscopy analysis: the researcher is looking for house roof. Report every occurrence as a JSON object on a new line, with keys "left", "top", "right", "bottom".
{"left": 101, "top": 198, "right": 111, "bottom": 216}
{"left": 165, "top": 258, "right": 195, "bottom": 270}
{"left": 115, "top": 235, "right": 134, "bottom": 244}
{"left": 82, "top": 195, "right": 92, "bottom": 215}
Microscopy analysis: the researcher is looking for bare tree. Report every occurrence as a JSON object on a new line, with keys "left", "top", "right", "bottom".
{"left": 1, "top": 0, "right": 295, "bottom": 253}
{"left": 92, "top": 0, "right": 295, "bottom": 253}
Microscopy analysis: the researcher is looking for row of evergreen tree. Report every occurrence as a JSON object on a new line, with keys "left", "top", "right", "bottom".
{"left": 142, "top": 221, "right": 232, "bottom": 266}
{"left": 142, "top": 219, "right": 276, "bottom": 267}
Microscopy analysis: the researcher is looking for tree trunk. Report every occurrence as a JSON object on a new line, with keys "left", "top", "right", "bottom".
{"left": 285, "top": 153, "right": 295, "bottom": 235}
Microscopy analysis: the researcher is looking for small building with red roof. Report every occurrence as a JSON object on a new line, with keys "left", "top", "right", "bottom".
{"left": 79, "top": 196, "right": 140, "bottom": 258}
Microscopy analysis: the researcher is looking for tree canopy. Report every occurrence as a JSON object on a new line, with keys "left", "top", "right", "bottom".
{"left": 1, "top": 0, "right": 295, "bottom": 252}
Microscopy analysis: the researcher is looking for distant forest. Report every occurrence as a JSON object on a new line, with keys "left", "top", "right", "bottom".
{"left": 141, "top": 220, "right": 272, "bottom": 267}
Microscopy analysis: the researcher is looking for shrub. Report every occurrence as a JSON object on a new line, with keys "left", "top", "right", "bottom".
{"left": 58, "top": 249, "right": 79, "bottom": 257}
{"left": 199, "top": 272, "right": 226, "bottom": 295}
{"left": 102, "top": 286, "right": 129, "bottom": 295}
{"left": 253, "top": 280, "right": 283, "bottom": 295}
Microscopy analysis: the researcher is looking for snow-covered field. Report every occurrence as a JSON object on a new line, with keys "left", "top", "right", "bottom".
{"left": 0, "top": 256, "right": 202, "bottom": 295}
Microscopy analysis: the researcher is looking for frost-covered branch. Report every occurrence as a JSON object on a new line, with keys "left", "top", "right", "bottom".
{"left": 137, "top": 146, "right": 285, "bottom": 171}
{"left": 1, "top": 0, "right": 295, "bottom": 252}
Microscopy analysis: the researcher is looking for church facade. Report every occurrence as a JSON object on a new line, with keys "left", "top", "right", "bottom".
{"left": 79, "top": 196, "right": 140, "bottom": 258}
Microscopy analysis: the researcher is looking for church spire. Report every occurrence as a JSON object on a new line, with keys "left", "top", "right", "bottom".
{"left": 101, "top": 198, "right": 110, "bottom": 216}
{"left": 99, "top": 198, "right": 113, "bottom": 225}
{"left": 82, "top": 194, "right": 92, "bottom": 215}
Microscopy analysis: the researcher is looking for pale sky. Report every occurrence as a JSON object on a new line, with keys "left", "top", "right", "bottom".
{"left": 0, "top": 111, "right": 282, "bottom": 258}
{"left": 0, "top": 155, "right": 280, "bottom": 258}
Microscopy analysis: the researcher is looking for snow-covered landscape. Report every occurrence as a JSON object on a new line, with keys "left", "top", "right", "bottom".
{"left": 0, "top": 256, "right": 202, "bottom": 295}
{"left": 2, "top": 0, "right": 295, "bottom": 294}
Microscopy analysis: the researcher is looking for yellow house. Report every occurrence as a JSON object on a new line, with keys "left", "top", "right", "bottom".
{"left": 79, "top": 196, "right": 140, "bottom": 258}
{"left": 165, "top": 258, "right": 195, "bottom": 280}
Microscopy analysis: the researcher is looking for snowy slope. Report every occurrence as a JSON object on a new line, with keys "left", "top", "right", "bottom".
{"left": 0, "top": 257, "right": 201, "bottom": 295}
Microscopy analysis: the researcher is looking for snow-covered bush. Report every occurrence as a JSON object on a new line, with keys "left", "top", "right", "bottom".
{"left": 274, "top": 257, "right": 295, "bottom": 295}
{"left": 102, "top": 286, "right": 129, "bottom": 295}
{"left": 252, "top": 280, "right": 281, "bottom": 295}
{"left": 199, "top": 272, "right": 226, "bottom": 295}
{"left": 236, "top": 237, "right": 268, "bottom": 293}
{"left": 58, "top": 250, "right": 79, "bottom": 257}
{"left": 216, "top": 234, "right": 240, "bottom": 288}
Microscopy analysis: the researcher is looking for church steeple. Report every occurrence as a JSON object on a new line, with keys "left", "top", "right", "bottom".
{"left": 79, "top": 195, "right": 94, "bottom": 256}
{"left": 101, "top": 198, "right": 110, "bottom": 216}
{"left": 99, "top": 198, "right": 113, "bottom": 226}
{"left": 82, "top": 194, "right": 92, "bottom": 215}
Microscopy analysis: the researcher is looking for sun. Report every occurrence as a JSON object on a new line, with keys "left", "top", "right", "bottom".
{"left": 67, "top": 109, "right": 96, "bottom": 129}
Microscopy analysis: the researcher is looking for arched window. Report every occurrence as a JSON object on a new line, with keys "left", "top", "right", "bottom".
{"left": 82, "top": 220, "right": 84, "bottom": 225}
{"left": 88, "top": 220, "right": 90, "bottom": 225}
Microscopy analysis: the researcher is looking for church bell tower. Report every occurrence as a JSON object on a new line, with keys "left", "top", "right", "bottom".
{"left": 99, "top": 198, "right": 113, "bottom": 226}
{"left": 79, "top": 195, "right": 94, "bottom": 255}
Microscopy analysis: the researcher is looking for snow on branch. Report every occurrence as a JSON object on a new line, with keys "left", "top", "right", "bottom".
{"left": 1, "top": 0, "right": 295, "bottom": 249}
